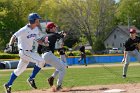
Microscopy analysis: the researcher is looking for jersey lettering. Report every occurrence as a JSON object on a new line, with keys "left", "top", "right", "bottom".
{"left": 27, "top": 34, "right": 36, "bottom": 38}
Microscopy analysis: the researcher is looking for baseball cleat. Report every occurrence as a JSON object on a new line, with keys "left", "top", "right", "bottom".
{"left": 48, "top": 76, "right": 54, "bottom": 87}
{"left": 56, "top": 85, "right": 62, "bottom": 91}
{"left": 27, "top": 78, "right": 37, "bottom": 89}
{"left": 3, "top": 84, "right": 11, "bottom": 93}
{"left": 122, "top": 75, "right": 126, "bottom": 78}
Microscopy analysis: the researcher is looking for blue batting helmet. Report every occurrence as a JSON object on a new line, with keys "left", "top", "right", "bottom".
{"left": 28, "top": 13, "right": 41, "bottom": 24}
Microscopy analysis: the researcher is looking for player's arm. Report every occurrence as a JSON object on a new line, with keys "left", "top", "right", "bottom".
{"left": 5, "top": 35, "right": 17, "bottom": 53}
{"left": 56, "top": 32, "right": 66, "bottom": 39}
{"left": 36, "top": 36, "right": 49, "bottom": 46}
{"left": 57, "top": 49, "right": 60, "bottom": 55}
{"left": 64, "top": 49, "right": 68, "bottom": 58}
{"left": 136, "top": 37, "right": 140, "bottom": 50}
{"left": 122, "top": 51, "right": 126, "bottom": 63}
{"left": 64, "top": 48, "right": 68, "bottom": 58}
{"left": 65, "top": 53, "right": 68, "bottom": 58}
{"left": 9, "top": 35, "right": 17, "bottom": 46}
{"left": 122, "top": 41, "right": 127, "bottom": 63}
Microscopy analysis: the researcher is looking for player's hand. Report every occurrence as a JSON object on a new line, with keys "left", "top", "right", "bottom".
{"left": 63, "top": 32, "right": 66, "bottom": 37}
{"left": 136, "top": 43, "right": 140, "bottom": 50}
{"left": 37, "top": 40, "right": 43, "bottom": 45}
{"left": 121, "top": 58, "right": 125, "bottom": 64}
{"left": 44, "top": 41, "right": 49, "bottom": 46}
{"left": 44, "top": 36, "right": 49, "bottom": 46}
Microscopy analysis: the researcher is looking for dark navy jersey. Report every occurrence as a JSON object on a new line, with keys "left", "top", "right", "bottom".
{"left": 79, "top": 46, "right": 85, "bottom": 53}
{"left": 38, "top": 32, "right": 64, "bottom": 53}
{"left": 124, "top": 36, "right": 140, "bottom": 51}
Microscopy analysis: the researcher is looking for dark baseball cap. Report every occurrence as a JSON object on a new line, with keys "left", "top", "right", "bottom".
{"left": 129, "top": 28, "right": 136, "bottom": 33}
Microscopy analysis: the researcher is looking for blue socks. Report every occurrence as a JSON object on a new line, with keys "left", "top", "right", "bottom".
{"left": 7, "top": 72, "right": 17, "bottom": 86}
{"left": 6, "top": 65, "right": 41, "bottom": 86}
{"left": 29, "top": 65, "right": 41, "bottom": 79}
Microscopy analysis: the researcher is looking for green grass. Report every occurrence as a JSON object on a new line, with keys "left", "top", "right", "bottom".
{"left": 0, "top": 65, "right": 140, "bottom": 93}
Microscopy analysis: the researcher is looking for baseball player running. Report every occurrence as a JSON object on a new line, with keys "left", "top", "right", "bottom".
{"left": 122, "top": 28, "right": 140, "bottom": 78}
{"left": 37, "top": 22, "right": 66, "bottom": 91}
{"left": 78, "top": 45, "right": 87, "bottom": 66}
{"left": 4, "top": 13, "right": 45, "bottom": 93}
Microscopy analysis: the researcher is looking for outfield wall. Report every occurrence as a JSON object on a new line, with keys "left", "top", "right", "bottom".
{"left": 67, "top": 54, "right": 137, "bottom": 65}
{"left": 0, "top": 54, "right": 137, "bottom": 69}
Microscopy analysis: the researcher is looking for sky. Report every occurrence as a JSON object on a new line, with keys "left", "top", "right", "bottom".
{"left": 115, "top": 0, "right": 120, "bottom": 3}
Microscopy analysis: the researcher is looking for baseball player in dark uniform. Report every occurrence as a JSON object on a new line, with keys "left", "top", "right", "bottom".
{"left": 78, "top": 45, "right": 87, "bottom": 66}
{"left": 122, "top": 28, "right": 140, "bottom": 78}
{"left": 37, "top": 22, "right": 66, "bottom": 91}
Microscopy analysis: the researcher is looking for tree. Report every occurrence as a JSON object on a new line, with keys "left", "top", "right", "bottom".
{"left": 0, "top": 0, "right": 41, "bottom": 49}
{"left": 0, "top": 0, "right": 118, "bottom": 51}
{"left": 116, "top": 0, "right": 140, "bottom": 28}
{"left": 93, "top": 0, "right": 117, "bottom": 51}
{"left": 57, "top": 0, "right": 116, "bottom": 51}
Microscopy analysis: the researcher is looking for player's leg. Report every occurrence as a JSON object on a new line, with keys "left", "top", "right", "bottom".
{"left": 83, "top": 54, "right": 87, "bottom": 66}
{"left": 61, "top": 55, "right": 68, "bottom": 68}
{"left": 84, "top": 58, "right": 87, "bottom": 66}
{"left": 48, "top": 69, "right": 59, "bottom": 87}
{"left": 29, "top": 52, "right": 45, "bottom": 89}
{"left": 21, "top": 51, "right": 45, "bottom": 89}
{"left": 25, "top": 51, "right": 45, "bottom": 79}
{"left": 56, "top": 61, "right": 65, "bottom": 90}
{"left": 78, "top": 54, "right": 83, "bottom": 63}
{"left": 42, "top": 52, "right": 55, "bottom": 86}
{"left": 123, "top": 51, "right": 130, "bottom": 78}
{"left": 52, "top": 69, "right": 59, "bottom": 78}
{"left": 42, "top": 51, "right": 65, "bottom": 89}
{"left": 43, "top": 52, "right": 65, "bottom": 83}
{"left": 134, "top": 49, "right": 140, "bottom": 62}
{"left": 4, "top": 59, "right": 28, "bottom": 92}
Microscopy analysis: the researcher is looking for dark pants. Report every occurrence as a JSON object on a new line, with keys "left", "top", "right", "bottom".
{"left": 78, "top": 53, "right": 87, "bottom": 66}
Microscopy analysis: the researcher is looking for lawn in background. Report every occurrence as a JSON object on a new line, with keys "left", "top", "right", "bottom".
{"left": 0, "top": 65, "right": 140, "bottom": 93}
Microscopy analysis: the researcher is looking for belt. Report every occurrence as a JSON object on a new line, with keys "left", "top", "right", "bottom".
{"left": 20, "top": 49, "right": 32, "bottom": 52}
{"left": 42, "top": 51, "right": 49, "bottom": 53}
{"left": 42, "top": 50, "right": 51, "bottom": 53}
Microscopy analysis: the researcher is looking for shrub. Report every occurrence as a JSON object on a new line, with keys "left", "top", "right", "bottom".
{"left": 0, "top": 50, "right": 92, "bottom": 59}
{"left": 66, "top": 50, "right": 92, "bottom": 56}
{"left": 0, "top": 53, "right": 19, "bottom": 59}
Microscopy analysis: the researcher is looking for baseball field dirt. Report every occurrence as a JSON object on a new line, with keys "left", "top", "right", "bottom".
{"left": 13, "top": 83, "right": 140, "bottom": 93}
{"left": 12, "top": 63, "right": 140, "bottom": 93}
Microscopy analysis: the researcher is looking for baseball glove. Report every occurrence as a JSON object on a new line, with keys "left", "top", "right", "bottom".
{"left": 136, "top": 43, "right": 140, "bottom": 50}
{"left": 4, "top": 45, "right": 12, "bottom": 53}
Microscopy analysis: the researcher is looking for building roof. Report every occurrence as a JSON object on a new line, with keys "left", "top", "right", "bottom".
{"left": 104, "top": 25, "right": 140, "bottom": 41}
{"left": 118, "top": 25, "right": 129, "bottom": 35}
{"left": 118, "top": 25, "right": 140, "bottom": 35}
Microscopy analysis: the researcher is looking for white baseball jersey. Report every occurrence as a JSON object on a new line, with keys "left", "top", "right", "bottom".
{"left": 13, "top": 25, "right": 45, "bottom": 76}
{"left": 14, "top": 25, "right": 39, "bottom": 50}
